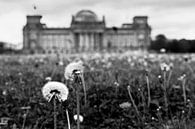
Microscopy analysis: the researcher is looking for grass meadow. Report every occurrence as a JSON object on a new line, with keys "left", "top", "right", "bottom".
{"left": 0, "top": 51, "right": 195, "bottom": 129}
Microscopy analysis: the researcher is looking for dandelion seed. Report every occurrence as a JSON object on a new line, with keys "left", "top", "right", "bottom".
{"left": 42, "top": 81, "right": 69, "bottom": 102}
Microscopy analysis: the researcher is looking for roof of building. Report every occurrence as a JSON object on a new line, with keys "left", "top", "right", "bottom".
{"left": 75, "top": 10, "right": 98, "bottom": 22}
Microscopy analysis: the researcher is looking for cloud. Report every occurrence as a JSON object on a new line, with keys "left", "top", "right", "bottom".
{"left": 0, "top": 0, "right": 195, "bottom": 43}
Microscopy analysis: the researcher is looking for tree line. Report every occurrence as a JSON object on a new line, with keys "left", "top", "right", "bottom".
{"left": 150, "top": 34, "right": 195, "bottom": 53}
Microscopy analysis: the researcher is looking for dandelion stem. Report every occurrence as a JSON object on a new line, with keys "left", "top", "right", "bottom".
{"left": 146, "top": 75, "right": 151, "bottom": 107}
{"left": 163, "top": 71, "right": 168, "bottom": 119}
{"left": 186, "top": 63, "right": 195, "bottom": 77}
{"left": 21, "top": 109, "right": 29, "bottom": 129}
{"left": 127, "top": 86, "right": 140, "bottom": 118}
{"left": 80, "top": 74, "right": 87, "bottom": 106}
{"left": 182, "top": 78, "right": 187, "bottom": 105}
{"left": 167, "top": 70, "right": 172, "bottom": 88}
{"left": 76, "top": 90, "right": 80, "bottom": 129}
{"left": 66, "top": 109, "right": 71, "bottom": 129}
{"left": 54, "top": 96, "right": 57, "bottom": 129}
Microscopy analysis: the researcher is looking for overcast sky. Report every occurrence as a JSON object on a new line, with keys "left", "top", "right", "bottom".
{"left": 0, "top": 0, "right": 195, "bottom": 44}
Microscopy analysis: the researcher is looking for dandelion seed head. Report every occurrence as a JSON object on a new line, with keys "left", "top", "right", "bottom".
{"left": 42, "top": 81, "right": 69, "bottom": 102}
{"left": 64, "top": 61, "right": 84, "bottom": 80}
{"left": 178, "top": 74, "right": 186, "bottom": 81}
{"left": 73, "top": 115, "right": 84, "bottom": 123}
{"left": 114, "top": 82, "right": 119, "bottom": 87}
{"left": 160, "top": 63, "right": 170, "bottom": 72}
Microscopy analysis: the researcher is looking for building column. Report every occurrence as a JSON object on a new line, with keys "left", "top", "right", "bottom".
{"left": 78, "top": 33, "right": 81, "bottom": 52}
{"left": 75, "top": 33, "right": 79, "bottom": 52}
{"left": 89, "top": 33, "right": 92, "bottom": 51}
{"left": 99, "top": 33, "right": 103, "bottom": 50}
{"left": 94, "top": 33, "right": 97, "bottom": 50}
{"left": 85, "top": 33, "right": 89, "bottom": 51}
{"left": 91, "top": 33, "right": 94, "bottom": 51}
{"left": 83, "top": 33, "right": 85, "bottom": 51}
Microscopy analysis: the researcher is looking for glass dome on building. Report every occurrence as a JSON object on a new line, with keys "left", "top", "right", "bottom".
{"left": 75, "top": 10, "right": 98, "bottom": 22}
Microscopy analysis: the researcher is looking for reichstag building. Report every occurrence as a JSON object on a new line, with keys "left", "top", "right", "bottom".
{"left": 23, "top": 10, "right": 151, "bottom": 53}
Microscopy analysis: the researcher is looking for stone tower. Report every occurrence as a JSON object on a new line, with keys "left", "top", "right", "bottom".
{"left": 23, "top": 15, "right": 43, "bottom": 53}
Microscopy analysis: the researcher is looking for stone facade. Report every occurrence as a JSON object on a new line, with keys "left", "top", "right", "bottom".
{"left": 23, "top": 10, "right": 151, "bottom": 53}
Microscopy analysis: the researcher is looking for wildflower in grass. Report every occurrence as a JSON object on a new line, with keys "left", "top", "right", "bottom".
{"left": 73, "top": 115, "right": 84, "bottom": 123}
{"left": 178, "top": 74, "right": 186, "bottom": 81}
{"left": 114, "top": 82, "right": 119, "bottom": 87}
{"left": 42, "top": 81, "right": 69, "bottom": 129}
{"left": 158, "top": 75, "right": 163, "bottom": 83}
{"left": 58, "top": 61, "right": 64, "bottom": 66}
{"left": 0, "top": 117, "right": 10, "bottom": 125}
{"left": 2, "top": 90, "right": 7, "bottom": 96}
{"left": 64, "top": 60, "right": 84, "bottom": 80}
{"left": 21, "top": 106, "right": 31, "bottom": 110}
{"left": 42, "top": 81, "right": 69, "bottom": 102}
{"left": 65, "top": 60, "right": 87, "bottom": 106}
{"left": 172, "top": 85, "right": 181, "bottom": 89}
{"left": 18, "top": 72, "right": 22, "bottom": 76}
{"left": 45, "top": 77, "right": 52, "bottom": 82}
{"left": 119, "top": 102, "right": 131, "bottom": 109}
{"left": 160, "top": 48, "right": 166, "bottom": 53}
{"left": 160, "top": 63, "right": 170, "bottom": 72}
{"left": 56, "top": 60, "right": 64, "bottom": 66}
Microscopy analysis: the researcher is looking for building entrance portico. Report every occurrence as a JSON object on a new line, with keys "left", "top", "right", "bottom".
{"left": 74, "top": 32, "right": 103, "bottom": 52}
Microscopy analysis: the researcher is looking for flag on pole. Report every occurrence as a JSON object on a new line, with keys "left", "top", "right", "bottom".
{"left": 33, "top": 5, "right": 37, "bottom": 10}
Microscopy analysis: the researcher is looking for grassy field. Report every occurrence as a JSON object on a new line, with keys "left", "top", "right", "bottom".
{"left": 0, "top": 52, "right": 195, "bottom": 129}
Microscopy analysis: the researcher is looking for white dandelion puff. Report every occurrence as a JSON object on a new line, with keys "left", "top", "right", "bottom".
{"left": 64, "top": 61, "right": 84, "bottom": 80}
{"left": 42, "top": 81, "right": 69, "bottom": 102}
{"left": 160, "top": 63, "right": 170, "bottom": 72}
{"left": 73, "top": 115, "right": 84, "bottom": 123}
